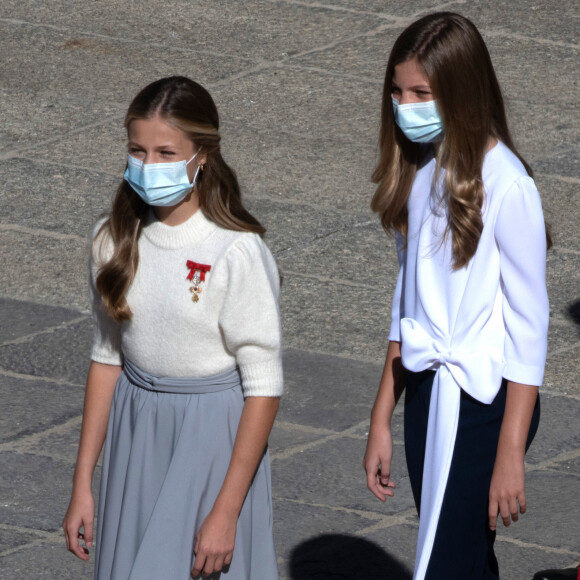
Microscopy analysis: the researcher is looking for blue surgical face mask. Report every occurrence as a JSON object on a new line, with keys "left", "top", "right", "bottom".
{"left": 392, "top": 97, "right": 444, "bottom": 143}
{"left": 124, "top": 153, "right": 200, "bottom": 207}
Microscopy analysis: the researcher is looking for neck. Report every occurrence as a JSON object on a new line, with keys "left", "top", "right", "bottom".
{"left": 154, "top": 191, "right": 200, "bottom": 226}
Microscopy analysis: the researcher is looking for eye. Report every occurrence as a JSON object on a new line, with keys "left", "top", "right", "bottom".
{"left": 160, "top": 150, "right": 176, "bottom": 157}
{"left": 128, "top": 147, "right": 143, "bottom": 154}
{"left": 391, "top": 86, "right": 401, "bottom": 96}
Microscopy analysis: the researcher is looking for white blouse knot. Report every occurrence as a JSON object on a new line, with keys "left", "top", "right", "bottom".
{"left": 400, "top": 317, "right": 505, "bottom": 404}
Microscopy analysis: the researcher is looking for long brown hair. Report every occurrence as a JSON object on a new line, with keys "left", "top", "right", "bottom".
{"left": 371, "top": 12, "right": 537, "bottom": 269}
{"left": 95, "top": 76, "right": 264, "bottom": 322}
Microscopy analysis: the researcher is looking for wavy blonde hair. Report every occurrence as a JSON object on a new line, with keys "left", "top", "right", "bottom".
{"left": 372, "top": 12, "right": 540, "bottom": 269}
{"left": 95, "top": 76, "right": 265, "bottom": 322}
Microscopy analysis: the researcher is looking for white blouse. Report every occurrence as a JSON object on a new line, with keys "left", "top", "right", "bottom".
{"left": 389, "top": 141, "right": 549, "bottom": 580}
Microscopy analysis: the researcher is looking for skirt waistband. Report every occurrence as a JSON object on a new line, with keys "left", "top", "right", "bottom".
{"left": 123, "top": 359, "right": 241, "bottom": 394}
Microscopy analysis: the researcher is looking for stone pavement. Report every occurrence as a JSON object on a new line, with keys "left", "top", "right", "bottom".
{"left": 0, "top": 1, "right": 578, "bottom": 578}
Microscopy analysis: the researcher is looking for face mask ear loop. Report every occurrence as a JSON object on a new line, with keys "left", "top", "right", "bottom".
{"left": 191, "top": 164, "right": 202, "bottom": 189}
{"left": 186, "top": 152, "right": 198, "bottom": 165}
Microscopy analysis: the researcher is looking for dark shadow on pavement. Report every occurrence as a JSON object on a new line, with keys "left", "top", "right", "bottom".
{"left": 289, "top": 533, "right": 412, "bottom": 580}
{"left": 567, "top": 300, "right": 580, "bottom": 326}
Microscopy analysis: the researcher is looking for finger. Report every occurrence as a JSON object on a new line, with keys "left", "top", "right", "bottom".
{"left": 379, "top": 473, "right": 396, "bottom": 489}
{"left": 191, "top": 551, "right": 206, "bottom": 577}
{"left": 509, "top": 498, "right": 519, "bottom": 523}
{"left": 369, "top": 477, "right": 395, "bottom": 501}
{"left": 210, "top": 554, "right": 225, "bottom": 574}
{"left": 366, "top": 461, "right": 394, "bottom": 499}
{"left": 202, "top": 554, "right": 217, "bottom": 576}
{"left": 67, "top": 533, "right": 89, "bottom": 560}
{"left": 366, "top": 470, "right": 384, "bottom": 499}
{"left": 499, "top": 501, "right": 511, "bottom": 527}
{"left": 519, "top": 492, "right": 527, "bottom": 515}
{"left": 488, "top": 500, "right": 498, "bottom": 531}
{"left": 63, "top": 521, "right": 70, "bottom": 552}
{"left": 224, "top": 551, "right": 233, "bottom": 566}
{"left": 367, "top": 477, "right": 387, "bottom": 501}
{"left": 84, "top": 521, "right": 94, "bottom": 548}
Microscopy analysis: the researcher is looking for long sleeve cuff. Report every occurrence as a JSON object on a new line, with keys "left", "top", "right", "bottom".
{"left": 502, "top": 359, "right": 545, "bottom": 387}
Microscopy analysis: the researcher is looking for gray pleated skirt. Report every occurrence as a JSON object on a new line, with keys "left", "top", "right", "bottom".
{"left": 94, "top": 360, "right": 279, "bottom": 580}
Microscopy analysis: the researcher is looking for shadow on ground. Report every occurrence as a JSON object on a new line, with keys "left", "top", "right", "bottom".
{"left": 288, "top": 533, "right": 412, "bottom": 580}
{"left": 567, "top": 300, "right": 580, "bottom": 327}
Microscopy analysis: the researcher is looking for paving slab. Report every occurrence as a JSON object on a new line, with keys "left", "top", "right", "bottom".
{"left": 506, "top": 470, "right": 580, "bottom": 553}
{"left": 280, "top": 276, "right": 391, "bottom": 361}
{"left": 546, "top": 251, "right": 580, "bottom": 320}
{"left": 535, "top": 147, "right": 580, "bottom": 181}
{"left": 0, "top": 88, "right": 122, "bottom": 155}
{"left": 277, "top": 348, "right": 383, "bottom": 430}
{"left": 0, "top": 374, "right": 83, "bottom": 443}
{"left": 0, "top": 21, "right": 254, "bottom": 104}
{"left": 272, "top": 437, "right": 416, "bottom": 515}
{"left": 544, "top": 346, "right": 580, "bottom": 397}
{"left": 0, "top": 540, "right": 93, "bottom": 580}
{"left": 273, "top": 499, "right": 378, "bottom": 563}
{"left": 524, "top": 393, "right": 580, "bottom": 466}
{"left": 0, "top": 452, "right": 89, "bottom": 532}
{"left": 0, "top": 230, "right": 89, "bottom": 311}
{"left": 0, "top": 316, "right": 92, "bottom": 386}
{"left": 493, "top": 538, "right": 578, "bottom": 580}
{"left": 219, "top": 123, "right": 379, "bottom": 212}
{"left": 462, "top": 2, "right": 579, "bottom": 45}
{"left": 0, "top": 298, "right": 82, "bottom": 344}
{"left": 213, "top": 68, "right": 383, "bottom": 144}
{"left": 2, "top": 0, "right": 385, "bottom": 62}
{"left": 0, "top": 526, "right": 43, "bottom": 554}
{"left": 0, "top": 159, "right": 116, "bottom": 237}
{"left": 364, "top": 523, "right": 419, "bottom": 576}
{"left": 536, "top": 178, "right": 580, "bottom": 253}
{"left": 243, "top": 198, "right": 373, "bottom": 258}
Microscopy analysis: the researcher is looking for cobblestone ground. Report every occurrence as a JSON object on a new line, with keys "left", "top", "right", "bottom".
{"left": 0, "top": 1, "right": 578, "bottom": 578}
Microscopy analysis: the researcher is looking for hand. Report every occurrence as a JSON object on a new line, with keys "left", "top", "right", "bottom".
{"left": 363, "top": 423, "right": 396, "bottom": 502}
{"left": 191, "top": 509, "right": 237, "bottom": 578}
{"left": 62, "top": 488, "right": 94, "bottom": 561}
{"left": 488, "top": 449, "right": 526, "bottom": 531}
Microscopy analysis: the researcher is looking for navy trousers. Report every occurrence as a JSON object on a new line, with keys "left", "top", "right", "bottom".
{"left": 404, "top": 369, "right": 540, "bottom": 580}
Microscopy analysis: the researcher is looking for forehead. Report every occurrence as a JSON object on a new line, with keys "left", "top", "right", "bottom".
{"left": 392, "top": 58, "right": 431, "bottom": 87}
{"left": 127, "top": 115, "right": 189, "bottom": 145}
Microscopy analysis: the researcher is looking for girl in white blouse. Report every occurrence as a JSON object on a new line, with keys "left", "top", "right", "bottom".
{"left": 363, "top": 13, "right": 549, "bottom": 580}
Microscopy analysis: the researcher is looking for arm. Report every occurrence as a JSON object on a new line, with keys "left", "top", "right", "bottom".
{"left": 488, "top": 381, "right": 538, "bottom": 530}
{"left": 191, "top": 396, "right": 280, "bottom": 577}
{"left": 63, "top": 361, "right": 121, "bottom": 560}
{"left": 489, "top": 176, "right": 549, "bottom": 530}
{"left": 193, "top": 235, "right": 283, "bottom": 577}
{"left": 363, "top": 340, "right": 404, "bottom": 501}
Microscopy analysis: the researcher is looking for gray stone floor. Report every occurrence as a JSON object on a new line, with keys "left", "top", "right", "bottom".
{"left": 0, "top": 1, "right": 578, "bottom": 579}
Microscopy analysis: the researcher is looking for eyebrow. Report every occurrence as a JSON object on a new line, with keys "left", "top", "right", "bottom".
{"left": 127, "top": 141, "right": 178, "bottom": 149}
{"left": 391, "top": 82, "right": 431, "bottom": 91}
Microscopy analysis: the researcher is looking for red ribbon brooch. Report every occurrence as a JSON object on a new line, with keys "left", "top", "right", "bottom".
{"left": 186, "top": 260, "right": 212, "bottom": 303}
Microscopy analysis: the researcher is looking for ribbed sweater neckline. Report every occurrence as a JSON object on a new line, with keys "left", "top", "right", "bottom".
{"left": 142, "top": 208, "right": 215, "bottom": 249}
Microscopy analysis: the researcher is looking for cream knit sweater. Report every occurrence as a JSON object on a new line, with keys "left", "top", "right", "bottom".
{"left": 90, "top": 209, "right": 283, "bottom": 397}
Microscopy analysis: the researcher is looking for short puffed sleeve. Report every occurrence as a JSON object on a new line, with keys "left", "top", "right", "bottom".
{"left": 218, "top": 234, "right": 283, "bottom": 397}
